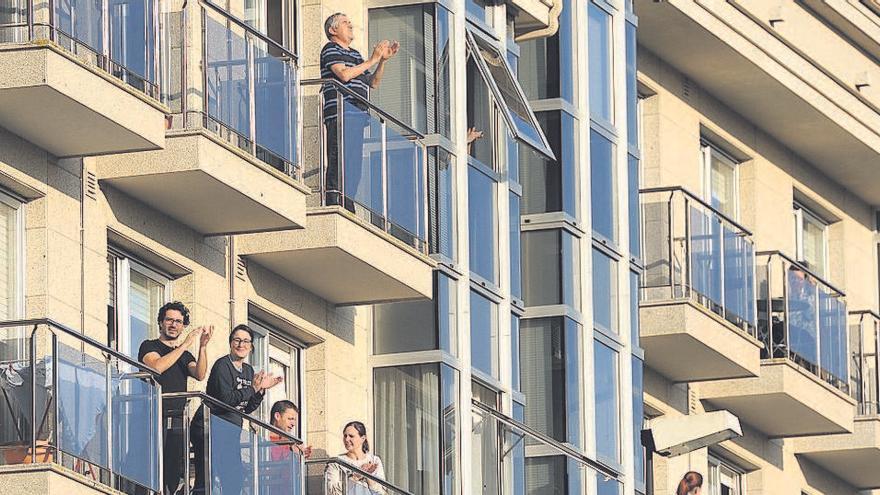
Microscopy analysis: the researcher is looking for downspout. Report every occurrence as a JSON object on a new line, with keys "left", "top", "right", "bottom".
{"left": 514, "top": 0, "right": 562, "bottom": 42}
{"left": 228, "top": 235, "right": 235, "bottom": 328}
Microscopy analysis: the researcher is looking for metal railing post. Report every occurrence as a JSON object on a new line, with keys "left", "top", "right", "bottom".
{"left": 380, "top": 119, "right": 388, "bottom": 231}
{"left": 184, "top": 400, "right": 191, "bottom": 495}
{"left": 782, "top": 257, "right": 791, "bottom": 361}
{"left": 26, "top": 0, "right": 34, "bottom": 39}
{"left": 666, "top": 192, "right": 674, "bottom": 299}
{"left": 683, "top": 194, "right": 693, "bottom": 298}
{"left": 337, "top": 91, "right": 345, "bottom": 204}
{"left": 251, "top": 428, "right": 259, "bottom": 494}
{"left": 421, "top": 143, "right": 428, "bottom": 251}
{"left": 52, "top": 332, "right": 58, "bottom": 455}
{"left": 247, "top": 34, "right": 257, "bottom": 156}
{"left": 29, "top": 324, "right": 38, "bottom": 461}
{"left": 155, "top": 379, "right": 164, "bottom": 493}
{"left": 204, "top": 402, "right": 212, "bottom": 495}
{"left": 106, "top": 358, "right": 114, "bottom": 489}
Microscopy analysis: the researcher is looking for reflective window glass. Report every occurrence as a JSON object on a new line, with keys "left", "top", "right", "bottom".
{"left": 592, "top": 248, "right": 618, "bottom": 334}
{"left": 588, "top": 2, "right": 613, "bottom": 122}
{"left": 470, "top": 291, "right": 498, "bottom": 378}
{"left": 591, "top": 129, "right": 616, "bottom": 243}
{"left": 594, "top": 340, "right": 619, "bottom": 463}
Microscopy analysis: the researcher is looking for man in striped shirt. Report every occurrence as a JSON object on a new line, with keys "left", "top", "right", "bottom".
{"left": 321, "top": 12, "right": 398, "bottom": 208}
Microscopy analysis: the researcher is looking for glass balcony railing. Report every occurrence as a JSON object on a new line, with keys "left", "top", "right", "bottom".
{"left": 163, "top": 2, "right": 300, "bottom": 179}
{"left": 0, "top": 318, "right": 161, "bottom": 493}
{"left": 849, "top": 310, "right": 880, "bottom": 416}
{"left": 757, "top": 251, "right": 849, "bottom": 392}
{"left": 163, "top": 391, "right": 305, "bottom": 495}
{"left": 640, "top": 186, "right": 757, "bottom": 335}
{"left": 471, "top": 399, "right": 620, "bottom": 495}
{"left": 302, "top": 78, "right": 428, "bottom": 253}
{"left": 304, "top": 458, "right": 414, "bottom": 495}
{"left": 0, "top": 0, "right": 160, "bottom": 99}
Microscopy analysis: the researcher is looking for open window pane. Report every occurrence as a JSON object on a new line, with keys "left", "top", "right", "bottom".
{"left": 465, "top": 30, "right": 554, "bottom": 160}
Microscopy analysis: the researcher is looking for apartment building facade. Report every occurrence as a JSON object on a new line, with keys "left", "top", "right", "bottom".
{"left": 634, "top": 0, "right": 880, "bottom": 493}
{"left": 0, "top": 0, "right": 641, "bottom": 493}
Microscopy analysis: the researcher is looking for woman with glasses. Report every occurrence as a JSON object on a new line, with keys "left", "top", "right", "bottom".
{"left": 190, "top": 324, "right": 283, "bottom": 494}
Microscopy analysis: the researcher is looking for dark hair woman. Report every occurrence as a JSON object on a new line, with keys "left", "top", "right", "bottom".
{"left": 327, "top": 421, "right": 386, "bottom": 495}
{"left": 677, "top": 471, "right": 703, "bottom": 495}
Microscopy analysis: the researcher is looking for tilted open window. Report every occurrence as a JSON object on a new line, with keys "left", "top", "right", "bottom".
{"left": 465, "top": 29, "right": 555, "bottom": 160}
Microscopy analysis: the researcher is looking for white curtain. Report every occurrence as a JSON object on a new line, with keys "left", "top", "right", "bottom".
{"left": 374, "top": 364, "right": 440, "bottom": 495}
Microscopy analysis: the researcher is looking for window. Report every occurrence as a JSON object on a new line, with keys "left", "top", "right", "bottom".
{"left": 469, "top": 165, "right": 498, "bottom": 284}
{"left": 465, "top": 0, "right": 492, "bottom": 28}
{"left": 470, "top": 291, "right": 498, "bottom": 379}
{"left": 592, "top": 248, "right": 619, "bottom": 334}
{"left": 626, "top": 22, "right": 638, "bottom": 149}
{"left": 373, "top": 272, "right": 457, "bottom": 355}
{"left": 520, "top": 317, "right": 581, "bottom": 445}
{"left": 708, "top": 456, "right": 744, "bottom": 495}
{"left": 471, "top": 380, "right": 500, "bottom": 495}
{"left": 517, "top": 0, "right": 573, "bottom": 103}
{"left": 594, "top": 340, "right": 620, "bottom": 463}
{"left": 466, "top": 29, "right": 554, "bottom": 159}
{"left": 591, "top": 129, "right": 616, "bottom": 243}
{"left": 520, "top": 111, "right": 577, "bottom": 217}
{"left": 630, "top": 270, "right": 640, "bottom": 348}
{"left": 628, "top": 154, "right": 641, "bottom": 259}
{"left": 632, "top": 356, "right": 645, "bottom": 492}
{"left": 794, "top": 203, "right": 828, "bottom": 277}
{"left": 430, "top": 147, "right": 456, "bottom": 260}
{"left": 467, "top": 57, "right": 496, "bottom": 168}
{"left": 588, "top": 2, "right": 613, "bottom": 123}
{"left": 243, "top": 0, "right": 292, "bottom": 49}
{"left": 522, "top": 229, "right": 580, "bottom": 308}
{"left": 249, "top": 318, "right": 302, "bottom": 429}
{"left": 374, "top": 364, "right": 458, "bottom": 495}
{"left": 0, "top": 193, "right": 23, "bottom": 360}
{"left": 369, "top": 4, "right": 452, "bottom": 138}
{"left": 510, "top": 192, "right": 522, "bottom": 301}
{"left": 108, "top": 252, "right": 170, "bottom": 359}
{"left": 703, "top": 143, "right": 739, "bottom": 220}
{"left": 511, "top": 315, "right": 521, "bottom": 392}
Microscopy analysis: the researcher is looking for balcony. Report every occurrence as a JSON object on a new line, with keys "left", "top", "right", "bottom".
{"left": 0, "top": 319, "right": 161, "bottom": 493}
{"left": 0, "top": 0, "right": 166, "bottom": 156}
{"left": 635, "top": 0, "right": 880, "bottom": 205}
{"left": 163, "top": 391, "right": 305, "bottom": 495}
{"left": 791, "top": 311, "right": 880, "bottom": 489}
{"left": 237, "top": 80, "right": 434, "bottom": 306}
{"left": 96, "top": 4, "right": 307, "bottom": 236}
{"left": 700, "top": 251, "right": 856, "bottom": 437}
{"left": 639, "top": 187, "right": 762, "bottom": 382}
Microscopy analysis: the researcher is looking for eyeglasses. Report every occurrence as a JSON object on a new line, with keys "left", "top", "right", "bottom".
{"left": 163, "top": 317, "right": 185, "bottom": 326}
{"left": 231, "top": 338, "right": 253, "bottom": 346}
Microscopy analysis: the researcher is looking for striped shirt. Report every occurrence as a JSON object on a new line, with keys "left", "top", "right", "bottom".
{"left": 321, "top": 41, "right": 371, "bottom": 118}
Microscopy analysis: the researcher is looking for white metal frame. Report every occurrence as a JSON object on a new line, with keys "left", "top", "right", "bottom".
{"left": 701, "top": 141, "right": 740, "bottom": 221}
{"left": 110, "top": 252, "right": 172, "bottom": 358}
{"left": 794, "top": 202, "right": 829, "bottom": 278}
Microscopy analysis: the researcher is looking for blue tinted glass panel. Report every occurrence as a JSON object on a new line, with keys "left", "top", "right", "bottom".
{"left": 819, "top": 291, "right": 847, "bottom": 383}
{"left": 206, "top": 18, "right": 251, "bottom": 137}
{"left": 588, "top": 3, "right": 612, "bottom": 122}
{"left": 209, "top": 412, "right": 255, "bottom": 493}
{"left": 723, "top": 226, "right": 755, "bottom": 325}
{"left": 597, "top": 474, "right": 622, "bottom": 495}
{"left": 438, "top": 273, "right": 457, "bottom": 356}
{"left": 564, "top": 318, "right": 581, "bottom": 447}
{"left": 470, "top": 291, "right": 497, "bottom": 377}
{"left": 386, "top": 122, "right": 425, "bottom": 240}
{"left": 57, "top": 0, "right": 103, "bottom": 53}
{"left": 254, "top": 41, "right": 297, "bottom": 163}
{"left": 591, "top": 130, "right": 616, "bottom": 243}
{"left": 258, "top": 432, "right": 302, "bottom": 495}
{"left": 511, "top": 315, "right": 520, "bottom": 392}
{"left": 628, "top": 155, "right": 640, "bottom": 258}
{"left": 468, "top": 166, "right": 497, "bottom": 283}
{"left": 57, "top": 343, "right": 109, "bottom": 468}
{"left": 787, "top": 268, "right": 819, "bottom": 365}
{"left": 109, "top": 0, "right": 155, "bottom": 82}
{"left": 630, "top": 270, "right": 640, "bottom": 348}
{"left": 690, "top": 206, "right": 723, "bottom": 306}
{"left": 632, "top": 356, "right": 645, "bottom": 488}
{"left": 594, "top": 340, "right": 619, "bottom": 463}
{"left": 626, "top": 22, "right": 638, "bottom": 149}
{"left": 510, "top": 192, "right": 522, "bottom": 301}
{"left": 113, "top": 373, "right": 160, "bottom": 490}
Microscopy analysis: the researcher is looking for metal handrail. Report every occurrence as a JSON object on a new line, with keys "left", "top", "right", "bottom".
{"left": 472, "top": 399, "right": 621, "bottom": 481}
{"left": 162, "top": 391, "right": 303, "bottom": 445}
{"left": 306, "top": 458, "right": 417, "bottom": 495}
{"left": 0, "top": 317, "right": 160, "bottom": 377}
{"left": 200, "top": 0, "right": 298, "bottom": 63}
{"left": 639, "top": 185, "right": 752, "bottom": 236}
{"left": 756, "top": 250, "right": 845, "bottom": 297}
{"left": 301, "top": 78, "right": 425, "bottom": 139}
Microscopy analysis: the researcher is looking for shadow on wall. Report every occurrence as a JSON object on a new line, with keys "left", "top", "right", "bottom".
{"left": 247, "top": 261, "right": 357, "bottom": 345}
{"left": 101, "top": 183, "right": 227, "bottom": 278}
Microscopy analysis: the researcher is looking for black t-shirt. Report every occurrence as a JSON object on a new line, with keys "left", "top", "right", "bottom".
{"left": 138, "top": 339, "right": 195, "bottom": 414}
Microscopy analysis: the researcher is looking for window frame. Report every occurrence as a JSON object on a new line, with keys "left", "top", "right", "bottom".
{"left": 248, "top": 316, "right": 305, "bottom": 429}
{"left": 108, "top": 251, "right": 172, "bottom": 358}
{"left": 708, "top": 454, "right": 746, "bottom": 495}
{"left": 0, "top": 191, "right": 25, "bottom": 357}
{"left": 701, "top": 141, "right": 740, "bottom": 221}
{"left": 465, "top": 27, "right": 555, "bottom": 160}
{"left": 794, "top": 202, "right": 829, "bottom": 277}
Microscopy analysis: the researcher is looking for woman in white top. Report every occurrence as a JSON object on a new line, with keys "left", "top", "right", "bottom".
{"left": 327, "top": 420, "right": 386, "bottom": 495}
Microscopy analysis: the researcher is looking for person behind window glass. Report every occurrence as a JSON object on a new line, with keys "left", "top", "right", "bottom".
{"left": 326, "top": 421, "right": 386, "bottom": 495}
{"left": 137, "top": 301, "right": 212, "bottom": 495}
{"left": 190, "top": 325, "right": 283, "bottom": 494}
{"left": 321, "top": 12, "right": 399, "bottom": 209}
{"left": 676, "top": 471, "right": 703, "bottom": 495}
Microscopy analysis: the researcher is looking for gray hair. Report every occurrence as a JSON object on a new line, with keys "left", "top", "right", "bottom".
{"left": 324, "top": 13, "right": 346, "bottom": 40}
